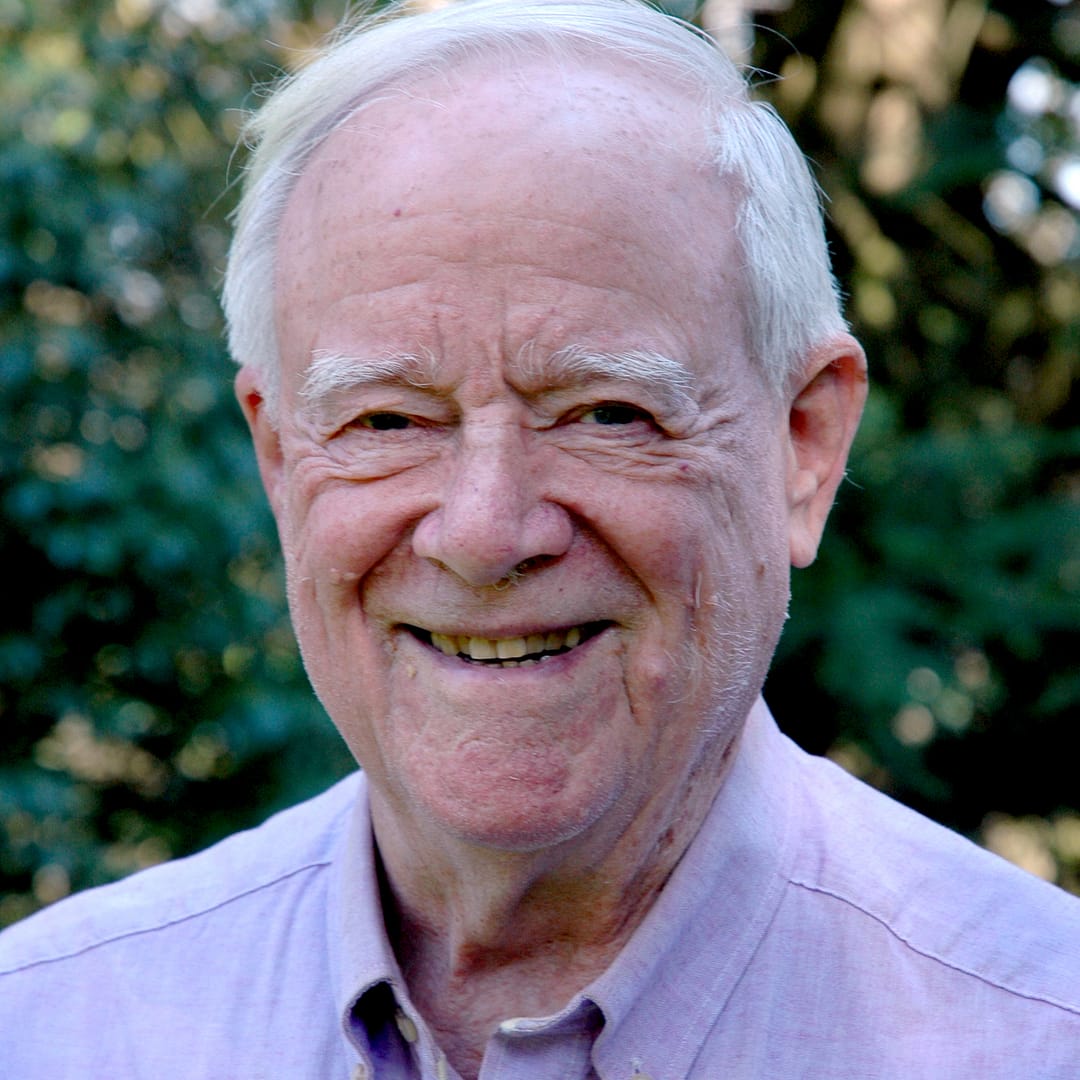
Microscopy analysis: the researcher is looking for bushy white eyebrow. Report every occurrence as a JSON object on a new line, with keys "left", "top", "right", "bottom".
{"left": 300, "top": 349, "right": 437, "bottom": 417}
{"left": 299, "top": 343, "right": 698, "bottom": 418}
{"left": 518, "top": 344, "right": 697, "bottom": 413}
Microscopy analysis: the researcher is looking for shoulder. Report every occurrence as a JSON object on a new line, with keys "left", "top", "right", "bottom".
{"left": 782, "top": 736, "right": 1080, "bottom": 1014}
{"left": 0, "top": 771, "right": 362, "bottom": 976}
{"left": 0, "top": 774, "right": 364, "bottom": 1076}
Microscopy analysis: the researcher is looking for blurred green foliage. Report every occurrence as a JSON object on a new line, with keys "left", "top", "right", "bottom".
{"left": 1, "top": 0, "right": 1077, "bottom": 926}
{"left": 754, "top": 0, "right": 1080, "bottom": 888}
{"left": 0, "top": 0, "right": 357, "bottom": 925}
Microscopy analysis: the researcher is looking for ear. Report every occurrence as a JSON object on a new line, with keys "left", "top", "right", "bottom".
{"left": 785, "top": 334, "right": 867, "bottom": 568}
{"left": 235, "top": 365, "right": 285, "bottom": 517}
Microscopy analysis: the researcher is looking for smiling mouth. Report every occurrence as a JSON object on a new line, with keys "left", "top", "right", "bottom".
{"left": 405, "top": 622, "right": 611, "bottom": 667}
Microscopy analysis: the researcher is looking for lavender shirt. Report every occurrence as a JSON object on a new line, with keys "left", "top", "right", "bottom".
{"left": 2, "top": 698, "right": 1078, "bottom": 1078}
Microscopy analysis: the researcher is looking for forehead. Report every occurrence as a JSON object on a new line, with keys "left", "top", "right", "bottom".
{"left": 274, "top": 55, "right": 748, "bottom": 384}
{"left": 298, "top": 53, "right": 713, "bottom": 191}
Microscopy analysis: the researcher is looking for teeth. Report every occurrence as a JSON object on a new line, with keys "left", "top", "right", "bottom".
{"left": 466, "top": 637, "right": 497, "bottom": 660}
{"left": 431, "top": 633, "right": 458, "bottom": 656}
{"left": 496, "top": 637, "right": 528, "bottom": 659}
{"left": 427, "top": 626, "right": 590, "bottom": 662}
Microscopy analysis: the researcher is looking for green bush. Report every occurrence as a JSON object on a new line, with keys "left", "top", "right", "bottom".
{"left": 0, "top": 0, "right": 357, "bottom": 926}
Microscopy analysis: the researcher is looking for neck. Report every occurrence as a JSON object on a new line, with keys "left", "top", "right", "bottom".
{"left": 369, "top": 730, "right": 741, "bottom": 1077}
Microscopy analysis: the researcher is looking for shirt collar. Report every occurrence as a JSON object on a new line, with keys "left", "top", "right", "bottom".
{"left": 586, "top": 696, "right": 796, "bottom": 1079}
{"left": 326, "top": 778, "right": 406, "bottom": 1056}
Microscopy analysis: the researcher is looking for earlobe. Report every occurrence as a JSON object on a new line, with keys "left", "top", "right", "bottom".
{"left": 786, "top": 335, "right": 868, "bottom": 568}
{"left": 235, "top": 366, "right": 285, "bottom": 515}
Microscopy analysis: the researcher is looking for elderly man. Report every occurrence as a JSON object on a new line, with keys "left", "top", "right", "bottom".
{"left": 2, "top": 1, "right": 1078, "bottom": 1076}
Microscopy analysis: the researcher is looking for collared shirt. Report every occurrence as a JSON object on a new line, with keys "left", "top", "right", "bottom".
{"left": 2, "top": 698, "right": 1078, "bottom": 1078}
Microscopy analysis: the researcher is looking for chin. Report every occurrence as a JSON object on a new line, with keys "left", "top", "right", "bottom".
{"left": 405, "top": 750, "right": 632, "bottom": 855}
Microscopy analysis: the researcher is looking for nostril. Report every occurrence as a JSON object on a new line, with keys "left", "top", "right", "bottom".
{"left": 513, "top": 556, "right": 555, "bottom": 574}
{"left": 490, "top": 555, "right": 559, "bottom": 590}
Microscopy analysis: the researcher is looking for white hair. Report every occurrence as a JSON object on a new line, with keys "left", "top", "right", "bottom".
{"left": 222, "top": 0, "right": 847, "bottom": 421}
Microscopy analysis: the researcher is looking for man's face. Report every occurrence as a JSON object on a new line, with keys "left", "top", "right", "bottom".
{"left": 253, "top": 60, "right": 796, "bottom": 854}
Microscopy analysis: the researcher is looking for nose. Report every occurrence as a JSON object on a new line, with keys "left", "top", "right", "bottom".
{"left": 411, "top": 418, "right": 573, "bottom": 587}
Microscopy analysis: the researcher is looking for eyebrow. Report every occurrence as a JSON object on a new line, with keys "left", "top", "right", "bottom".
{"left": 299, "top": 343, "right": 697, "bottom": 418}
{"left": 300, "top": 349, "right": 438, "bottom": 419}
{"left": 515, "top": 344, "right": 696, "bottom": 413}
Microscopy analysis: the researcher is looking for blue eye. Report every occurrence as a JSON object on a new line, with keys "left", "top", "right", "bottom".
{"left": 581, "top": 404, "right": 649, "bottom": 425}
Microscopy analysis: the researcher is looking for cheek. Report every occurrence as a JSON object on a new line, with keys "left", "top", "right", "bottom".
{"left": 280, "top": 470, "right": 399, "bottom": 586}
{"left": 622, "top": 472, "right": 789, "bottom": 684}
{"left": 274, "top": 485, "right": 404, "bottom": 713}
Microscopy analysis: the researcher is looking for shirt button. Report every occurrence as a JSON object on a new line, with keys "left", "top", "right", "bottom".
{"left": 352, "top": 1063, "right": 369, "bottom": 1080}
{"left": 395, "top": 1008, "right": 419, "bottom": 1043}
{"left": 499, "top": 1017, "right": 537, "bottom": 1034}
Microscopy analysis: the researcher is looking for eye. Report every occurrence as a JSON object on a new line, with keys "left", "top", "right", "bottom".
{"left": 352, "top": 412, "right": 412, "bottom": 431}
{"left": 579, "top": 403, "right": 652, "bottom": 426}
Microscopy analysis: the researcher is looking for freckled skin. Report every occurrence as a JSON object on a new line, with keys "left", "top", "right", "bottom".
{"left": 238, "top": 55, "right": 865, "bottom": 1072}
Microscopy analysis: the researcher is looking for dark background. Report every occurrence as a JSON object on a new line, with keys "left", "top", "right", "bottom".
{"left": 1, "top": 0, "right": 1077, "bottom": 926}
